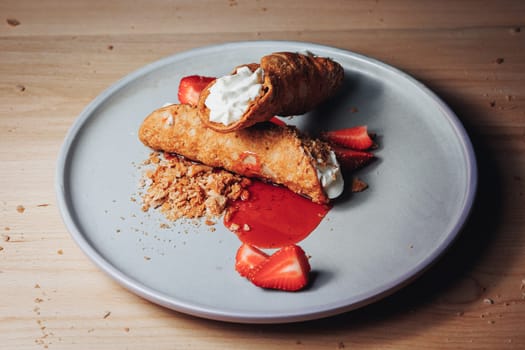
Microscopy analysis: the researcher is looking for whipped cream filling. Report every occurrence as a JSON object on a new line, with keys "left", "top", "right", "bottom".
{"left": 205, "top": 66, "right": 263, "bottom": 125}
{"left": 315, "top": 150, "right": 344, "bottom": 199}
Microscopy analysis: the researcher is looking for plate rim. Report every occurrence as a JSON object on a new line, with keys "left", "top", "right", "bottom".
{"left": 55, "top": 40, "right": 478, "bottom": 323}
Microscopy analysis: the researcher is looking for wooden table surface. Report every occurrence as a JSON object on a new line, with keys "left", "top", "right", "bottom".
{"left": 1, "top": 1, "right": 525, "bottom": 348}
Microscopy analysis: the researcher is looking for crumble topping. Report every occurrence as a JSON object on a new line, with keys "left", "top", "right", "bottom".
{"left": 140, "top": 152, "right": 251, "bottom": 221}
{"left": 301, "top": 136, "right": 333, "bottom": 166}
{"left": 351, "top": 176, "right": 369, "bottom": 192}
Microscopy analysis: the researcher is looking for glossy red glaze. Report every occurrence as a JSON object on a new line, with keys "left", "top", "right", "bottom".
{"left": 224, "top": 181, "right": 330, "bottom": 248}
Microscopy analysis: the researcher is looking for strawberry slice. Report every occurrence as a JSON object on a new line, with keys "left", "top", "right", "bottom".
{"left": 235, "top": 243, "right": 269, "bottom": 278}
{"left": 249, "top": 245, "right": 311, "bottom": 292}
{"left": 177, "top": 75, "right": 216, "bottom": 106}
{"left": 333, "top": 146, "right": 375, "bottom": 172}
{"left": 321, "top": 126, "right": 374, "bottom": 150}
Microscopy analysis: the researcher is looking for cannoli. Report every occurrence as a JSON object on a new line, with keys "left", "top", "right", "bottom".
{"left": 197, "top": 52, "right": 344, "bottom": 133}
{"left": 138, "top": 104, "right": 344, "bottom": 204}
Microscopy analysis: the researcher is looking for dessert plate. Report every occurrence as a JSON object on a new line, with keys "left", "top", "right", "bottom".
{"left": 56, "top": 41, "right": 477, "bottom": 323}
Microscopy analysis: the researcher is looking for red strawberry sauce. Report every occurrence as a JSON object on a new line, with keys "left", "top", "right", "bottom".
{"left": 224, "top": 181, "right": 331, "bottom": 248}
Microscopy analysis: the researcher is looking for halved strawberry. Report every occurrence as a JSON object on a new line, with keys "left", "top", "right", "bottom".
{"left": 333, "top": 146, "right": 375, "bottom": 172}
{"left": 177, "top": 75, "right": 216, "bottom": 106}
{"left": 235, "top": 243, "right": 269, "bottom": 278}
{"left": 320, "top": 126, "right": 374, "bottom": 150}
{"left": 249, "top": 245, "right": 311, "bottom": 292}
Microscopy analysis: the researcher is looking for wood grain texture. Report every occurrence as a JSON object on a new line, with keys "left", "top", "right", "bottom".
{"left": 1, "top": 1, "right": 524, "bottom": 349}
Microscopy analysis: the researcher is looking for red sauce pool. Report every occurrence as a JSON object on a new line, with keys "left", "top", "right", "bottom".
{"left": 224, "top": 181, "right": 331, "bottom": 248}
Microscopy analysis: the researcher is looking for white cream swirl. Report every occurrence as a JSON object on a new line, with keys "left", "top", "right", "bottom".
{"left": 204, "top": 66, "right": 263, "bottom": 125}
{"left": 315, "top": 151, "right": 344, "bottom": 199}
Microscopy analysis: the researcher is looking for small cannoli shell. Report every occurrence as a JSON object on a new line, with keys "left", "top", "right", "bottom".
{"left": 197, "top": 52, "right": 344, "bottom": 133}
{"left": 139, "top": 104, "right": 329, "bottom": 204}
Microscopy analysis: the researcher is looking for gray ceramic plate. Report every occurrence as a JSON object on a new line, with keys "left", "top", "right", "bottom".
{"left": 56, "top": 41, "right": 477, "bottom": 323}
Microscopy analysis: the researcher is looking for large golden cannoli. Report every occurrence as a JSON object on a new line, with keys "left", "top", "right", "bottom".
{"left": 139, "top": 104, "right": 344, "bottom": 204}
{"left": 197, "top": 52, "right": 344, "bottom": 133}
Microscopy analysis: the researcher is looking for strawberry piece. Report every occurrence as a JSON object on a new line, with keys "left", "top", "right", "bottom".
{"left": 235, "top": 243, "right": 269, "bottom": 278}
{"left": 249, "top": 245, "right": 311, "bottom": 292}
{"left": 321, "top": 126, "right": 374, "bottom": 150}
{"left": 333, "top": 146, "right": 375, "bottom": 172}
{"left": 269, "top": 116, "right": 287, "bottom": 127}
{"left": 177, "top": 75, "right": 216, "bottom": 106}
